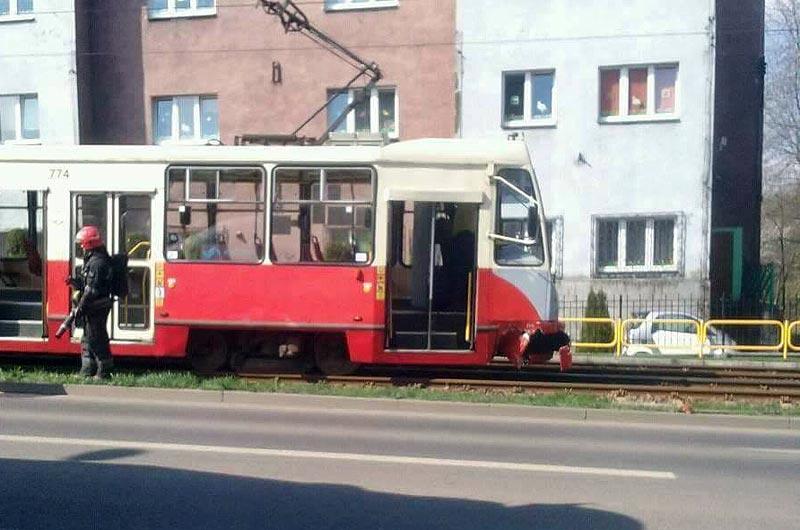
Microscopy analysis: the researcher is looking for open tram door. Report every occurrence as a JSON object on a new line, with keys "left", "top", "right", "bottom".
{"left": 71, "top": 193, "right": 154, "bottom": 342}
{"left": 386, "top": 191, "right": 482, "bottom": 351}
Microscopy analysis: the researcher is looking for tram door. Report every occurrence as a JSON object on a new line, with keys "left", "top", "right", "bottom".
{"left": 71, "top": 193, "right": 154, "bottom": 342}
{"left": 386, "top": 201, "right": 479, "bottom": 350}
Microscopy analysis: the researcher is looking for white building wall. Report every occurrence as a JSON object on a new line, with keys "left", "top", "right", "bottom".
{"left": 459, "top": 0, "right": 716, "bottom": 303}
{"left": 0, "top": 0, "right": 78, "bottom": 144}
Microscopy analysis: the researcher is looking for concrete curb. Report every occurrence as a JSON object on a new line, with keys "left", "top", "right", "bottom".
{"left": 2, "top": 382, "right": 797, "bottom": 431}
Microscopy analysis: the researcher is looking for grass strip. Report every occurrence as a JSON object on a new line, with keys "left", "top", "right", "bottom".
{"left": 1, "top": 365, "right": 799, "bottom": 417}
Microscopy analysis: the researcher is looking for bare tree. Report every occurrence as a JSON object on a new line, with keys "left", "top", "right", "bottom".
{"left": 762, "top": 172, "right": 800, "bottom": 315}
{"left": 764, "top": 0, "right": 800, "bottom": 168}
{"left": 762, "top": 1, "right": 800, "bottom": 313}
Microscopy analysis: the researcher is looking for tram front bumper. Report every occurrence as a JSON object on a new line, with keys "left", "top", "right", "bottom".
{"left": 500, "top": 324, "right": 571, "bottom": 369}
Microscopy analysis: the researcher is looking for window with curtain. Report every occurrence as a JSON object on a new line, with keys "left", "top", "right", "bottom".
{"left": 599, "top": 64, "right": 679, "bottom": 121}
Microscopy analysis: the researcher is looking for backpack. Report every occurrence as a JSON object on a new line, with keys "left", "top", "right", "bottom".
{"left": 109, "top": 253, "right": 130, "bottom": 299}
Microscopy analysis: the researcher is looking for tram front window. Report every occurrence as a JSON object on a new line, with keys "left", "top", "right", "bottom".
{"left": 494, "top": 168, "right": 545, "bottom": 267}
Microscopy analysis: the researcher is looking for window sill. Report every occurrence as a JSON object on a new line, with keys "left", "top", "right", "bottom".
{"left": 148, "top": 8, "right": 217, "bottom": 20}
{"left": 598, "top": 114, "right": 680, "bottom": 125}
{"left": 324, "top": 1, "right": 399, "bottom": 12}
{"left": 0, "top": 14, "right": 35, "bottom": 23}
{"left": 1, "top": 139, "right": 41, "bottom": 145}
{"left": 596, "top": 266, "right": 680, "bottom": 276}
{"left": 503, "top": 118, "right": 557, "bottom": 129}
{"left": 155, "top": 138, "right": 218, "bottom": 146}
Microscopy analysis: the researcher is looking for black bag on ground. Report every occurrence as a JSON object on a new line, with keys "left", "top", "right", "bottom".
{"left": 109, "top": 253, "right": 130, "bottom": 299}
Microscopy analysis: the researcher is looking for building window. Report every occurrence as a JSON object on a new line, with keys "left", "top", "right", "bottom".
{"left": 153, "top": 96, "right": 218, "bottom": 144}
{"left": 326, "top": 88, "right": 398, "bottom": 138}
{"left": 165, "top": 166, "right": 265, "bottom": 263}
{"left": 0, "top": 0, "right": 33, "bottom": 18}
{"left": 148, "top": 0, "right": 215, "bottom": 19}
{"left": 271, "top": 167, "right": 375, "bottom": 264}
{"left": 0, "top": 94, "right": 39, "bottom": 144}
{"left": 599, "top": 64, "right": 678, "bottom": 122}
{"left": 325, "top": 0, "right": 399, "bottom": 12}
{"left": 594, "top": 216, "right": 679, "bottom": 274}
{"left": 503, "top": 70, "right": 556, "bottom": 127}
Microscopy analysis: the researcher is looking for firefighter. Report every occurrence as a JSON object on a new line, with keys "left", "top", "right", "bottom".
{"left": 67, "top": 226, "right": 114, "bottom": 379}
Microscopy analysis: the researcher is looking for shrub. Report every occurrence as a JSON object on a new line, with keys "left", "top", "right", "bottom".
{"left": 579, "top": 288, "right": 614, "bottom": 351}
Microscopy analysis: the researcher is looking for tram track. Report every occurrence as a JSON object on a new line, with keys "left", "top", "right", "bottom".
{"left": 238, "top": 363, "right": 800, "bottom": 401}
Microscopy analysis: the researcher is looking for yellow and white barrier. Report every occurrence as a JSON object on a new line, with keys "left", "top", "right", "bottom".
{"left": 559, "top": 317, "right": 800, "bottom": 360}
{"left": 621, "top": 318, "right": 703, "bottom": 358}
{"left": 559, "top": 317, "right": 618, "bottom": 352}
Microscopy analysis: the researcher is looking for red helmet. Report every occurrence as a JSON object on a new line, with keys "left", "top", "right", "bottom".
{"left": 75, "top": 225, "right": 103, "bottom": 251}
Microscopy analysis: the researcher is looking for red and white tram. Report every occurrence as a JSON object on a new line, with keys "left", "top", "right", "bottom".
{"left": 0, "top": 138, "right": 570, "bottom": 374}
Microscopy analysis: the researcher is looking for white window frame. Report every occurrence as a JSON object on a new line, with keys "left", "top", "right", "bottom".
{"left": 331, "top": 87, "right": 399, "bottom": 139}
{"left": 593, "top": 215, "right": 682, "bottom": 275}
{"left": 148, "top": 0, "right": 216, "bottom": 20}
{"left": 325, "top": 0, "right": 399, "bottom": 12}
{"left": 502, "top": 69, "right": 557, "bottom": 128}
{"left": 598, "top": 64, "right": 679, "bottom": 124}
{"left": 0, "top": 94, "right": 39, "bottom": 145}
{"left": 152, "top": 95, "right": 218, "bottom": 145}
{"left": 546, "top": 216, "right": 563, "bottom": 279}
{"left": 0, "top": 0, "right": 35, "bottom": 22}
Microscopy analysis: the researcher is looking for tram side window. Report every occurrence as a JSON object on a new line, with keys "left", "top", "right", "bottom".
{"left": 0, "top": 190, "right": 44, "bottom": 289}
{"left": 271, "top": 167, "right": 374, "bottom": 264}
{"left": 165, "top": 167, "right": 265, "bottom": 263}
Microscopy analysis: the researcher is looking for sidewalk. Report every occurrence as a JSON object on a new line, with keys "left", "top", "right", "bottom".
{"left": 2, "top": 380, "right": 797, "bottom": 431}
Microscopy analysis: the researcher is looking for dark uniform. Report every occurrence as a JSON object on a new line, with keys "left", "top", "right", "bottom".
{"left": 71, "top": 246, "right": 114, "bottom": 378}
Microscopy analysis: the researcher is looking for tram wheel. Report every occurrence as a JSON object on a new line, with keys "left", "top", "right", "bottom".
{"left": 188, "top": 331, "right": 229, "bottom": 374}
{"left": 314, "top": 334, "right": 359, "bottom": 376}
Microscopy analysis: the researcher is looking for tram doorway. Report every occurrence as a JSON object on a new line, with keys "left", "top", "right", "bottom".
{"left": 387, "top": 200, "right": 479, "bottom": 351}
{"left": 0, "top": 190, "right": 45, "bottom": 338}
{"left": 71, "top": 193, "right": 154, "bottom": 342}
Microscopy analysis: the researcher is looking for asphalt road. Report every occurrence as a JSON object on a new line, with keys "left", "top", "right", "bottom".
{"left": 0, "top": 390, "right": 798, "bottom": 530}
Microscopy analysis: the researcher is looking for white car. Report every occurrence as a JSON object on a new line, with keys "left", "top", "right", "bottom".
{"left": 623, "top": 311, "right": 736, "bottom": 358}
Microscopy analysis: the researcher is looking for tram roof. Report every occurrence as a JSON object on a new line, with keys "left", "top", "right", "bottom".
{"left": 0, "top": 138, "right": 530, "bottom": 167}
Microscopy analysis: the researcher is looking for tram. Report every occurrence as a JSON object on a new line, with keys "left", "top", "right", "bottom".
{"left": 0, "top": 138, "right": 570, "bottom": 374}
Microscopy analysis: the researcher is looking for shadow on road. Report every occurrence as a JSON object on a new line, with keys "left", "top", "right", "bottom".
{"left": 0, "top": 457, "right": 643, "bottom": 530}
{"left": 0, "top": 382, "right": 66, "bottom": 396}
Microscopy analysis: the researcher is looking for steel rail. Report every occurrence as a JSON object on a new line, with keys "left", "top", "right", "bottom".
{"left": 238, "top": 366, "right": 800, "bottom": 401}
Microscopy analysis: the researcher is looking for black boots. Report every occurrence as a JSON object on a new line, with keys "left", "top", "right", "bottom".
{"left": 78, "top": 356, "right": 96, "bottom": 378}
{"left": 78, "top": 356, "right": 112, "bottom": 380}
{"left": 93, "top": 359, "right": 113, "bottom": 380}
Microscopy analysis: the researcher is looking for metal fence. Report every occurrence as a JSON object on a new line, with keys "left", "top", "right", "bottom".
{"left": 559, "top": 295, "right": 800, "bottom": 359}
{"left": 559, "top": 295, "right": 797, "bottom": 321}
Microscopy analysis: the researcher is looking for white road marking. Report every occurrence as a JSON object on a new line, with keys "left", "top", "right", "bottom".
{"left": 0, "top": 434, "right": 676, "bottom": 480}
{"left": 746, "top": 447, "right": 800, "bottom": 455}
